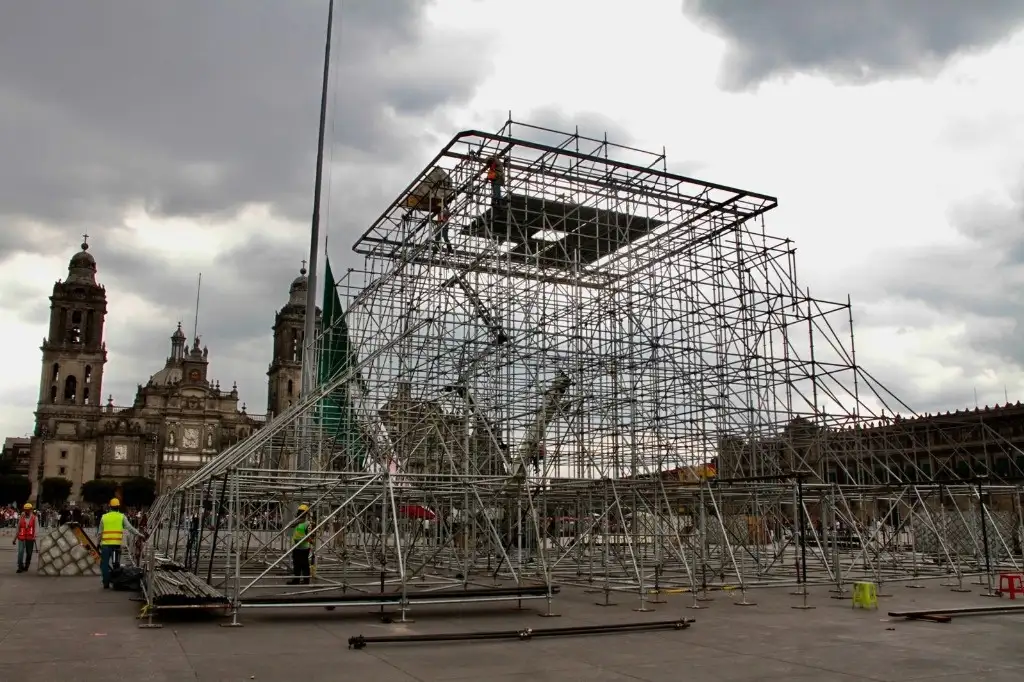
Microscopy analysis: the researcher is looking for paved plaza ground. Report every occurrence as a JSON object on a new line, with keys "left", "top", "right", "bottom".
{"left": 1, "top": 543, "right": 1023, "bottom": 681}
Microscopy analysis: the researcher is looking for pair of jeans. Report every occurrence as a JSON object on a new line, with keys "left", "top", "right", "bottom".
{"left": 100, "top": 545, "right": 121, "bottom": 586}
{"left": 291, "top": 548, "right": 310, "bottom": 582}
{"left": 16, "top": 540, "right": 34, "bottom": 570}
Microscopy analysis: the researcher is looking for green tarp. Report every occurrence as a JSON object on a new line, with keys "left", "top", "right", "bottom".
{"left": 317, "top": 257, "right": 367, "bottom": 469}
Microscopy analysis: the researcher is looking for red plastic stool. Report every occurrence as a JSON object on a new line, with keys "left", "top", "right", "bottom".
{"left": 997, "top": 573, "right": 1023, "bottom": 599}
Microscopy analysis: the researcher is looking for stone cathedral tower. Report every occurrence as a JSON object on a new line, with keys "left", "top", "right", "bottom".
{"left": 266, "top": 264, "right": 321, "bottom": 418}
{"left": 29, "top": 238, "right": 108, "bottom": 499}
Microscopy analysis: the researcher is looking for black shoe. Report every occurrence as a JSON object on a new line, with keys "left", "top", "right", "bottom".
{"left": 286, "top": 578, "right": 299, "bottom": 585}
{"left": 16, "top": 568, "right": 23, "bottom": 573}
{"left": 301, "top": 578, "right": 310, "bottom": 585}
{"left": 103, "top": 584, "right": 110, "bottom": 589}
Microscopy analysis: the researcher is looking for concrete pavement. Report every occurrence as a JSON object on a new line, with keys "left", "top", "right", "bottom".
{"left": 1, "top": 544, "right": 1023, "bottom": 681}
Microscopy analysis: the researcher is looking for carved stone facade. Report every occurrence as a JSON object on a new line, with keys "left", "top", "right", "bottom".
{"left": 98, "top": 327, "right": 265, "bottom": 492}
{"left": 27, "top": 242, "right": 269, "bottom": 500}
{"left": 378, "top": 382, "right": 507, "bottom": 477}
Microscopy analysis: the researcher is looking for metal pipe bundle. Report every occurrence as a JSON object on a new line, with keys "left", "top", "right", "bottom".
{"left": 148, "top": 568, "right": 229, "bottom": 607}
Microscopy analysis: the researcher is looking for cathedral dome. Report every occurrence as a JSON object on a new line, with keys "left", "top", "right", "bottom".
{"left": 66, "top": 239, "right": 98, "bottom": 285}
{"left": 69, "top": 244, "right": 96, "bottom": 269}
{"left": 149, "top": 366, "right": 183, "bottom": 386}
{"left": 289, "top": 264, "right": 308, "bottom": 306}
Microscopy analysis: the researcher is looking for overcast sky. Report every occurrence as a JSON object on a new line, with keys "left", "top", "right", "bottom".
{"left": 1, "top": 0, "right": 1023, "bottom": 438}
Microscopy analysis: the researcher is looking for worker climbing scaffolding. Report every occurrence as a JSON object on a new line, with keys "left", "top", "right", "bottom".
{"left": 433, "top": 209, "right": 453, "bottom": 254}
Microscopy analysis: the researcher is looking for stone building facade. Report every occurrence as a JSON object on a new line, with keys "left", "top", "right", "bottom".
{"left": 713, "top": 404, "right": 1024, "bottom": 484}
{"left": 26, "top": 241, "right": 313, "bottom": 500}
{"left": 1, "top": 437, "right": 31, "bottom": 476}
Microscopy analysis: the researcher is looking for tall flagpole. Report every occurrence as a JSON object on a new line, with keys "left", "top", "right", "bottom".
{"left": 191, "top": 273, "right": 202, "bottom": 341}
{"left": 300, "top": 0, "right": 334, "bottom": 471}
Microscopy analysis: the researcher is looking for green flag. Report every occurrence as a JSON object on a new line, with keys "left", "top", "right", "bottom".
{"left": 317, "top": 257, "right": 367, "bottom": 469}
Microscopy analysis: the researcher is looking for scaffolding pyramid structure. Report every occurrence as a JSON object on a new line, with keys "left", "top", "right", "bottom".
{"left": 143, "top": 119, "right": 1024, "bottom": 623}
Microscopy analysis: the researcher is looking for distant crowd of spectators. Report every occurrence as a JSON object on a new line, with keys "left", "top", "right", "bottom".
{"left": 1, "top": 503, "right": 139, "bottom": 532}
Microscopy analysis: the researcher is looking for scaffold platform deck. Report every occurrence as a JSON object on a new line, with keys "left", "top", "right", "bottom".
{"left": 463, "top": 192, "right": 665, "bottom": 267}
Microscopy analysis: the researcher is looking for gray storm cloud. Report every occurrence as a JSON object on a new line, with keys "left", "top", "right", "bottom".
{"left": 0, "top": 0, "right": 493, "bottom": 419}
{"left": 0, "top": 0, "right": 488, "bottom": 240}
{"left": 682, "top": 0, "right": 1024, "bottom": 90}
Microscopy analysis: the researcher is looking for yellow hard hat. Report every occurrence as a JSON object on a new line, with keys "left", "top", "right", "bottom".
{"left": 22, "top": 503, "right": 33, "bottom": 511}
{"left": 297, "top": 504, "right": 309, "bottom": 512}
{"left": 109, "top": 498, "right": 121, "bottom": 507}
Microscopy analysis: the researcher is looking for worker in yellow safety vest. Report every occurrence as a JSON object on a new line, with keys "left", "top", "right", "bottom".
{"left": 286, "top": 504, "right": 313, "bottom": 585}
{"left": 98, "top": 498, "right": 138, "bottom": 589}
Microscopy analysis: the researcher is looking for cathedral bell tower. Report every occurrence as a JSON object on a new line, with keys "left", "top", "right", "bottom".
{"left": 30, "top": 237, "right": 108, "bottom": 499}
{"left": 267, "top": 263, "right": 320, "bottom": 417}
{"left": 182, "top": 335, "right": 210, "bottom": 385}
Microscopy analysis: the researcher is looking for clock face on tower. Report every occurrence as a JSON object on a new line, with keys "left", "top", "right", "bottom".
{"left": 182, "top": 427, "right": 200, "bottom": 449}
{"left": 189, "top": 369, "right": 201, "bottom": 382}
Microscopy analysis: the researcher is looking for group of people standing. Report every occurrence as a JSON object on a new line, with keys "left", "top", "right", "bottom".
{"left": 14, "top": 498, "right": 309, "bottom": 588}
{"left": 11, "top": 498, "right": 140, "bottom": 589}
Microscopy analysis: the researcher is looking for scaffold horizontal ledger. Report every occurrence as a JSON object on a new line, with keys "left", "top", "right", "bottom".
{"left": 142, "top": 119, "right": 1024, "bottom": 625}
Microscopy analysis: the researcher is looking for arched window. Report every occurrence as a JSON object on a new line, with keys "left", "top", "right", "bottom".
{"left": 287, "top": 379, "right": 293, "bottom": 396}
{"left": 63, "top": 375, "right": 77, "bottom": 403}
{"left": 51, "top": 363, "right": 60, "bottom": 381}
{"left": 291, "top": 333, "right": 299, "bottom": 362}
{"left": 83, "top": 388, "right": 91, "bottom": 405}
{"left": 49, "top": 386, "right": 57, "bottom": 403}
{"left": 69, "top": 310, "right": 83, "bottom": 344}
{"left": 84, "top": 365, "right": 92, "bottom": 384}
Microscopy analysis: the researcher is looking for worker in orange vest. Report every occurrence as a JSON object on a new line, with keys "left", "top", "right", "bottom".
{"left": 485, "top": 156, "right": 504, "bottom": 205}
{"left": 14, "top": 502, "right": 38, "bottom": 573}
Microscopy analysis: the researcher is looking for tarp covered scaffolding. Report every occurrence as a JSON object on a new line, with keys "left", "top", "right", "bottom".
{"left": 143, "top": 118, "right": 1024, "bottom": 624}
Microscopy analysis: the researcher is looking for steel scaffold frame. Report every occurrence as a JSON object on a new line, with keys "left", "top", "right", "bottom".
{"left": 142, "top": 119, "right": 1024, "bottom": 623}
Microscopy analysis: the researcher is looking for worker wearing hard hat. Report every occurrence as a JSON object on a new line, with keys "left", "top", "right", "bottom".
{"left": 13, "top": 503, "right": 38, "bottom": 573}
{"left": 286, "top": 504, "right": 313, "bottom": 585}
{"left": 98, "top": 498, "right": 140, "bottom": 589}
